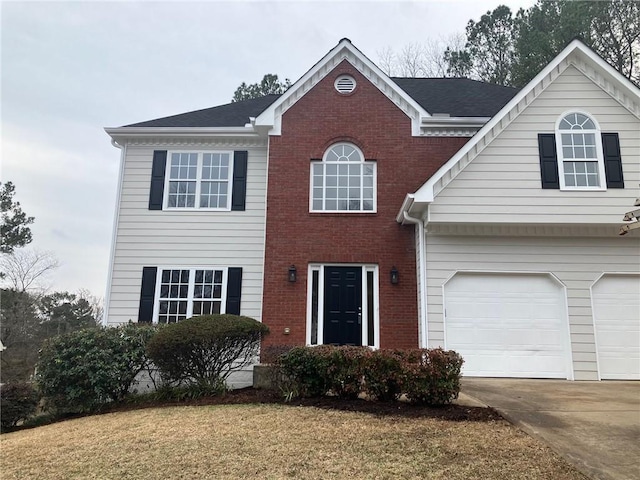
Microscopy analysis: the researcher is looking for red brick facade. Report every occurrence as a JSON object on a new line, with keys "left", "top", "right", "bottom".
{"left": 262, "top": 61, "right": 468, "bottom": 349}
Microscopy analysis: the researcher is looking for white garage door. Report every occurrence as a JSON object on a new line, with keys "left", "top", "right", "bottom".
{"left": 592, "top": 275, "right": 640, "bottom": 380}
{"left": 444, "top": 273, "right": 571, "bottom": 379}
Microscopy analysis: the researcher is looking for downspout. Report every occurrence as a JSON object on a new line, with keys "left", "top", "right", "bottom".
{"left": 102, "top": 138, "right": 127, "bottom": 326}
{"left": 402, "top": 209, "right": 428, "bottom": 349}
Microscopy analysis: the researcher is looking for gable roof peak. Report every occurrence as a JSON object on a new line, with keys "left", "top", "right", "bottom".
{"left": 254, "top": 38, "right": 429, "bottom": 135}
{"left": 407, "top": 34, "right": 640, "bottom": 208}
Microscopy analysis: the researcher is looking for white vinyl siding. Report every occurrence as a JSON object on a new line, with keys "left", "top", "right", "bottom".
{"left": 106, "top": 143, "right": 268, "bottom": 326}
{"left": 425, "top": 234, "right": 640, "bottom": 381}
{"left": 429, "top": 66, "right": 640, "bottom": 225}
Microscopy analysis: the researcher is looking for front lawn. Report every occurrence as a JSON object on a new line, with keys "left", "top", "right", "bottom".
{"left": 1, "top": 403, "right": 586, "bottom": 479}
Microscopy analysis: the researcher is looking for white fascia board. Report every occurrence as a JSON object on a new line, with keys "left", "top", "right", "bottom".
{"left": 105, "top": 126, "right": 258, "bottom": 138}
{"left": 573, "top": 43, "right": 640, "bottom": 109}
{"left": 254, "top": 38, "right": 429, "bottom": 135}
{"left": 421, "top": 116, "right": 490, "bottom": 128}
{"left": 413, "top": 39, "right": 640, "bottom": 204}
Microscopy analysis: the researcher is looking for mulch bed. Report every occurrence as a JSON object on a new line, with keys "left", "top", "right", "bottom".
{"left": 109, "top": 387, "right": 502, "bottom": 422}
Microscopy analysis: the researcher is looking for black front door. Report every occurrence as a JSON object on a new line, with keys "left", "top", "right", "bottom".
{"left": 323, "top": 266, "right": 362, "bottom": 345}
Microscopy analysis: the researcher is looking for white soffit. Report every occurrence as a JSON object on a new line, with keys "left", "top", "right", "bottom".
{"left": 253, "top": 38, "right": 429, "bottom": 136}
{"left": 412, "top": 39, "right": 640, "bottom": 204}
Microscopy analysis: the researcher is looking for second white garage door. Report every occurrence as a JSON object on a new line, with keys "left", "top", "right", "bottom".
{"left": 592, "top": 274, "right": 640, "bottom": 380}
{"left": 444, "top": 273, "right": 571, "bottom": 379}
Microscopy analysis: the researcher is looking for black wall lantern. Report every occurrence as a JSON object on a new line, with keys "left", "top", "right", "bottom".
{"left": 288, "top": 265, "right": 297, "bottom": 283}
{"left": 390, "top": 266, "right": 399, "bottom": 285}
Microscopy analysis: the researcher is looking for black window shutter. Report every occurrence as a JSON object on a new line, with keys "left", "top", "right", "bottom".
{"left": 538, "top": 134, "right": 560, "bottom": 189}
{"left": 138, "top": 267, "right": 157, "bottom": 323}
{"left": 226, "top": 267, "right": 243, "bottom": 315}
{"left": 231, "top": 151, "right": 248, "bottom": 211}
{"left": 149, "top": 151, "right": 167, "bottom": 210}
{"left": 602, "top": 133, "right": 624, "bottom": 189}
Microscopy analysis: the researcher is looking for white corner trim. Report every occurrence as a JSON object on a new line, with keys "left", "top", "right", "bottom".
{"left": 103, "top": 139, "right": 126, "bottom": 326}
{"left": 412, "top": 39, "right": 640, "bottom": 204}
{"left": 254, "top": 39, "right": 429, "bottom": 136}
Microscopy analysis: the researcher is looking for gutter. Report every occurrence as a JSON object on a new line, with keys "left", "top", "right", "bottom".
{"left": 104, "top": 126, "right": 261, "bottom": 141}
{"left": 420, "top": 116, "right": 490, "bottom": 129}
{"left": 102, "top": 139, "right": 127, "bottom": 326}
{"left": 397, "top": 194, "right": 429, "bottom": 348}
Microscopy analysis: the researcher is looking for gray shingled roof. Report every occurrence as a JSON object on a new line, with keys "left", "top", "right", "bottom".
{"left": 124, "top": 94, "right": 281, "bottom": 128}
{"left": 392, "top": 78, "right": 519, "bottom": 117}
{"left": 124, "top": 79, "right": 519, "bottom": 128}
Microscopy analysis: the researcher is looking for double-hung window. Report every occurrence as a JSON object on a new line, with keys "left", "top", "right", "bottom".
{"left": 166, "top": 152, "right": 232, "bottom": 209}
{"left": 310, "top": 143, "right": 376, "bottom": 212}
{"left": 556, "top": 113, "right": 606, "bottom": 190}
{"left": 155, "top": 268, "right": 227, "bottom": 323}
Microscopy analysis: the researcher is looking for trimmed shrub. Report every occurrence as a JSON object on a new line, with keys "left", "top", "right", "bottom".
{"left": 260, "top": 344, "right": 294, "bottom": 365}
{"left": 276, "top": 345, "right": 332, "bottom": 398}
{"left": 36, "top": 323, "right": 157, "bottom": 414}
{"left": 403, "top": 348, "right": 464, "bottom": 406}
{"left": 362, "top": 349, "right": 407, "bottom": 402}
{"left": 276, "top": 345, "right": 463, "bottom": 405}
{"left": 146, "top": 314, "right": 269, "bottom": 390}
{"left": 0, "top": 382, "right": 40, "bottom": 430}
{"left": 325, "top": 346, "right": 369, "bottom": 399}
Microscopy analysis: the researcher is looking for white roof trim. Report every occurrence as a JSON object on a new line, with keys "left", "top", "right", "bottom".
{"left": 105, "top": 126, "right": 260, "bottom": 138}
{"left": 254, "top": 38, "right": 429, "bottom": 136}
{"left": 412, "top": 39, "right": 640, "bottom": 204}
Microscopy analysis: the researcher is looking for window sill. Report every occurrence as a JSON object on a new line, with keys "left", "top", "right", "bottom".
{"left": 558, "top": 187, "right": 607, "bottom": 192}
{"left": 162, "top": 207, "right": 233, "bottom": 212}
{"left": 308, "top": 211, "right": 378, "bottom": 215}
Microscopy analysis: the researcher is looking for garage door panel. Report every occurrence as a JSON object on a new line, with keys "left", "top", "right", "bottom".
{"left": 593, "top": 275, "right": 640, "bottom": 380}
{"left": 445, "top": 273, "right": 570, "bottom": 379}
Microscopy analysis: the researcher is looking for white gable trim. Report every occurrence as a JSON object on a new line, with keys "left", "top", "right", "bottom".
{"left": 253, "top": 38, "right": 429, "bottom": 136}
{"left": 412, "top": 39, "right": 640, "bottom": 204}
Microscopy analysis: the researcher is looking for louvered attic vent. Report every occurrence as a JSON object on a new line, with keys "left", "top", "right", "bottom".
{"left": 334, "top": 75, "right": 356, "bottom": 94}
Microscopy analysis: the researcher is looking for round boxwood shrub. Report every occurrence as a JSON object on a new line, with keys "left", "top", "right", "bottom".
{"left": 0, "top": 381, "right": 40, "bottom": 430}
{"left": 146, "top": 314, "right": 269, "bottom": 391}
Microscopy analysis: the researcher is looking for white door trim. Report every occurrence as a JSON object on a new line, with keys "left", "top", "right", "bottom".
{"left": 306, "top": 263, "right": 379, "bottom": 348}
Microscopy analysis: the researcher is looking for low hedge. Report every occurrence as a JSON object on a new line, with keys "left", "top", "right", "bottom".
{"left": 275, "top": 346, "right": 463, "bottom": 406}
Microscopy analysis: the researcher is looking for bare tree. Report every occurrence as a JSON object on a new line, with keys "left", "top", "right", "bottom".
{"left": 426, "top": 34, "right": 467, "bottom": 77}
{"left": 377, "top": 46, "right": 397, "bottom": 76}
{"left": 77, "top": 288, "right": 104, "bottom": 325}
{"left": 398, "top": 43, "right": 428, "bottom": 76}
{"left": 0, "top": 249, "right": 59, "bottom": 293}
{"left": 377, "top": 35, "right": 468, "bottom": 78}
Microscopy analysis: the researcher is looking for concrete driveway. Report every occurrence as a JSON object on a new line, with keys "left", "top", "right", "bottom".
{"left": 462, "top": 379, "right": 640, "bottom": 480}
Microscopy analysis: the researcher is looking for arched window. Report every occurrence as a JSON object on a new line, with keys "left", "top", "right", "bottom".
{"left": 556, "top": 112, "right": 605, "bottom": 189}
{"left": 310, "top": 143, "right": 376, "bottom": 212}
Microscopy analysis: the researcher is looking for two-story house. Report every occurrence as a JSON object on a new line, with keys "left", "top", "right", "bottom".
{"left": 104, "top": 39, "right": 640, "bottom": 384}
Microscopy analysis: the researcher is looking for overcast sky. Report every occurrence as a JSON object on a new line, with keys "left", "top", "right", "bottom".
{"left": 1, "top": 0, "right": 535, "bottom": 298}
